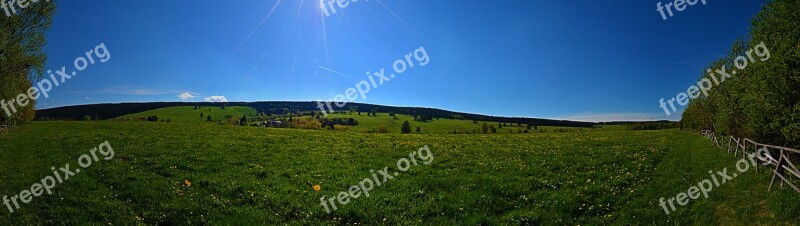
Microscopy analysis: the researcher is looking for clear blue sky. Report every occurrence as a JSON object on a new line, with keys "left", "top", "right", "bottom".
{"left": 37, "top": 0, "right": 767, "bottom": 121}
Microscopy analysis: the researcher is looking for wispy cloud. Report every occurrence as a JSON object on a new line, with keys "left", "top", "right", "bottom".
{"left": 100, "top": 86, "right": 200, "bottom": 101}
{"left": 100, "top": 86, "right": 179, "bottom": 95}
{"left": 317, "top": 66, "right": 358, "bottom": 81}
{"left": 556, "top": 113, "right": 667, "bottom": 122}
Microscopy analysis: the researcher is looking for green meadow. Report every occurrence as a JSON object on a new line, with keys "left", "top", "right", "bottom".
{"left": 1, "top": 117, "right": 798, "bottom": 225}
{"left": 112, "top": 106, "right": 592, "bottom": 134}
{"left": 1, "top": 0, "right": 796, "bottom": 225}
{"left": 312, "top": 113, "right": 592, "bottom": 134}
{"left": 117, "top": 106, "right": 257, "bottom": 124}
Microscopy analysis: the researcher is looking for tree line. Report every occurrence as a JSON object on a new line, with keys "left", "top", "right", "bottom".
{"left": 680, "top": 0, "right": 800, "bottom": 147}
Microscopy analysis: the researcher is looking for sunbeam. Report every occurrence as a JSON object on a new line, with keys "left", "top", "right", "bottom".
{"left": 291, "top": 0, "right": 305, "bottom": 35}
{"left": 375, "top": 0, "right": 423, "bottom": 40}
{"left": 320, "top": 3, "right": 330, "bottom": 65}
{"left": 213, "top": 0, "right": 284, "bottom": 78}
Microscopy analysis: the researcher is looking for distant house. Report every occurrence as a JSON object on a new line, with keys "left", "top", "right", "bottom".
{"left": 252, "top": 119, "right": 285, "bottom": 128}
{"left": 269, "top": 119, "right": 285, "bottom": 127}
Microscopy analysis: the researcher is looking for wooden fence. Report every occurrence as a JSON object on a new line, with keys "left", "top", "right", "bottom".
{"left": 701, "top": 130, "right": 800, "bottom": 193}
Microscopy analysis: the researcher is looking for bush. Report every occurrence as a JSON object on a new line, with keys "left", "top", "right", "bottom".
{"left": 377, "top": 126, "right": 390, "bottom": 133}
{"left": 289, "top": 118, "right": 322, "bottom": 130}
{"left": 333, "top": 125, "right": 349, "bottom": 131}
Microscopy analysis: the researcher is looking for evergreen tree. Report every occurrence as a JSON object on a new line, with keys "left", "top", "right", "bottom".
{"left": 401, "top": 120, "right": 412, "bottom": 134}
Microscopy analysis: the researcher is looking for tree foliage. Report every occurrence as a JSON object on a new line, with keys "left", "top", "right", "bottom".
{"left": 625, "top": 121, "right": 679, "bottom": 130}
{"left": 0, "top": 0, "right": 57, "bottom": 125}
{"left": 681, "top": 0, "right": 800, "bottom": 147}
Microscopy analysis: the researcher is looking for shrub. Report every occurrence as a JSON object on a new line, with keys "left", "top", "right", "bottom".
{"left": 377, "top": 126, "right": 390, "bottom": 133}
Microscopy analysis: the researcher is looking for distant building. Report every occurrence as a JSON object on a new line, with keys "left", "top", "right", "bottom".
{"left": 270, "top": 120, "right": 285, "bottom": 127}
{"left": 253, "top": 119, "right": 285, "bottom": 128}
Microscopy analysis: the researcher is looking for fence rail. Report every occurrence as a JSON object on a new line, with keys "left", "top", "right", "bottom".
{"left": 701, "top": 130, "right": 800, "bottom": 193}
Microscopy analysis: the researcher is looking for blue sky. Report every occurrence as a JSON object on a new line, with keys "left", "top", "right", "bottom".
{"left": 37, "top": 0, "right": 767, "bottom": 121}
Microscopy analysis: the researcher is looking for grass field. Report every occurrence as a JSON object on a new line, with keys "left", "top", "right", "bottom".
{"left": 1, "top": 121, "right": 798, "bottom": 224}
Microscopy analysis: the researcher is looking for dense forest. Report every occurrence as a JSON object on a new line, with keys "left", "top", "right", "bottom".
{"left": 34, "top": 101, "right": 598, "bottom": 127}
{"left": 680, "top": 0, "right": 800, "bottom": 147}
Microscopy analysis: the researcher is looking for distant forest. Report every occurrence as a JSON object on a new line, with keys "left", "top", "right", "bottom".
{"left": 35, "top": 101, "right": 598, "bottom": 127}
{"left": 598, "top": 121, "right": 680, "bottom": 130}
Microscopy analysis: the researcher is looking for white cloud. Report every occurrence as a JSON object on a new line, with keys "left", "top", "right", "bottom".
{"left": 178, "top": 92, "right": 196, "bottom": 100}
{"left": 204, "top": 95, "right": 228, "bottom": 102}
{"left": 84, "top": 96, "right": 91, "bottom": 100}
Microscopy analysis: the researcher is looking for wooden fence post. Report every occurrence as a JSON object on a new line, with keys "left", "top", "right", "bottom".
{"left": 769, "top": 151, "right": 786, "bottom": 192}
{"left": 699, "top": 131, "right": 800, "bottom": 194}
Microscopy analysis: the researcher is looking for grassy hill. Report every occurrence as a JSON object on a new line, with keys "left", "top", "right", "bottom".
{"left": 35, "top": 101, "right": 597, "bottom": 128}
{"left": 114, "top": 106, "right": 593, "bottom": 134}
{"left": 116, "top": 106, "right": 257, "bottom": 124}
{"left": 0, "top": 121, "right": 797, "bottom": 224}
{"left": 315, "top": 112, "right": 596, "bottom": 134}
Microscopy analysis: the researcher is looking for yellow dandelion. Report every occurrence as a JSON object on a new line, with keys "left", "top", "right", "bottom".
{"left": 313, "top": 184, "right": 321, "bottom": 192}
{"left": 185, "top": 179, "right": 192, "bottom": 187}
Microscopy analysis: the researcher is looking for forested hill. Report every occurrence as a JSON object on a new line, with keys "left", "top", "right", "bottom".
{"left": 35, "top": 101, "right": 596, "bottom": 127}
